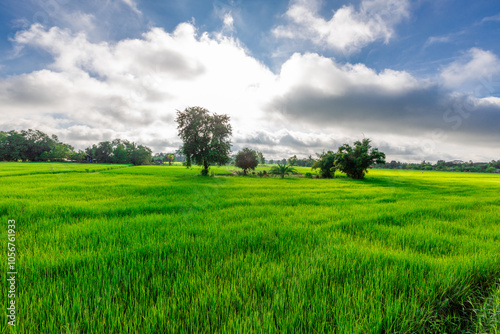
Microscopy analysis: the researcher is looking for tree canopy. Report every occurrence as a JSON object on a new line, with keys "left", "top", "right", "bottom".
{"left": 312, "top": 151, "right": 336, "bottom": 178}
{"left": 334, "top": 138, "right": 386, "bottom": 179}
{"left": 0, "top": 129, "right": 73, "bottom": 162}
{"left": 176, "top": 106, "right": 232, "bottom": 175}
{"left": 235, "top": 148, "right": 259, "bottom": 175}
{"left": 85, "top": 139, "right": 152, "bottom": 165}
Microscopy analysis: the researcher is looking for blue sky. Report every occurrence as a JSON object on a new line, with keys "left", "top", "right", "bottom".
{"left": 1, "top": 0, "right": 499, "bottom": 162}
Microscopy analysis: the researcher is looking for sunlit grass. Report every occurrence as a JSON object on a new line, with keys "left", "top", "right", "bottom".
{"left": 0, "top": 162, "right": 131, "bottom": 177}
{"left": 1, "top": 163, "right": 499, "bottom": 333}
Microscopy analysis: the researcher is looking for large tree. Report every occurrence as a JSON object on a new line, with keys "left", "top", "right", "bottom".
{"left": 176, "top": 106, "right": 232, "bottom": 175}
{"left": 334, "top": 138, "right": 386, "bottom": 179}
{"left": 235, "top": 148, "right": 259, "bottom": 175}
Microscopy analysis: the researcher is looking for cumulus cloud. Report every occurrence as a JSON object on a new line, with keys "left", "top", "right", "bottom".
{"left": 265, "top": 52, "right": 500, "bottom": 148}
{"left": 1, "top": 20, "right": 499, "bottom": 162}
{"left": 440, "top": 48, "right": 500, "bottom": 93}
{"left": 273, "top": 0, "right": 410, "bottom": 54}
{"left": 223, "top": 12, "right": 235, "bottom": 32}
{"left": 0, "top": 22, "right": 275, "bottom": 152}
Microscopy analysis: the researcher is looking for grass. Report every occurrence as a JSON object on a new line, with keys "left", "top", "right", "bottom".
{"left": 1, "top": 163, "right": 499, "bottom": 333}
{"left": 0, "top": 162, "right": 131, "bottom": 177}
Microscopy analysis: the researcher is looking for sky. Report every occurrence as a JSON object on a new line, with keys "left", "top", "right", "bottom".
{"left": 0, "top": 0, "right": 499, "bottom": 163}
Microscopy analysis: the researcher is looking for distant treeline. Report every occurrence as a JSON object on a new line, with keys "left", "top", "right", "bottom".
{"left": 0, "top": 129, "right": 153, "bottom": 165}
{"left": 373, "top": 160, "right": 500, "bottom": 173}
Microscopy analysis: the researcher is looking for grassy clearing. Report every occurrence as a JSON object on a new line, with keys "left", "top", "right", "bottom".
{"left": 1, "top": 164, "right": 499, "bottom": 333}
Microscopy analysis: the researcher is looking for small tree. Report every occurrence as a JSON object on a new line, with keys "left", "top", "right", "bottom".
{"left": 257, "top": 151, "right": 265, "bottom": 165}
{"left": 335, "top": 138, "right": 386, "bottom": 179}
{"left": 235, "top": 148, "right": 259, "bottom": 175}
{"left": 176, "top": 106, "right": 232, "bottom": 175}
{"left": 287, "top": 155, "right": 298, "bottom": 166}
{"left": 269, "top": 163, "right": 298, "bottom": 179}
{"left": 312, "top": 151, "right": 336, "bottom": 178}
{"left": 166, "top": 153, "right": 175, "bottom": 166}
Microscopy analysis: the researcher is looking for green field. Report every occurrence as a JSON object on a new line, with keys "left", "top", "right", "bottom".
{"left": 1, "top": 163, "right": 500, "bottom": 333}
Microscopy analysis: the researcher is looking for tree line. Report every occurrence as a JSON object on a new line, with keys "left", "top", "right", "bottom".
{"left": 373, "top": 159, "right": 500, "bottom": 173}
{"left": 0, "top": 129, "right": 153, "bottom": 166}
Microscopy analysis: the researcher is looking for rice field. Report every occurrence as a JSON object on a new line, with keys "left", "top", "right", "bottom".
{"left": 1, "top": 163, "right": 500, "bottom": 333}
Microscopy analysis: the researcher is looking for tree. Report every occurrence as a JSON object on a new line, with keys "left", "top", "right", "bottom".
{"left": 312, "top": 151, "right": 336, "bottom": 178}
{"left": 0, "top": 131, "right": 27, "bottom": 161}
{"left": 257, "top": 151, "right": 265, "bottom": 165}
{"left": 166, "top": 153, "right": 175, "bottom": 166}
{"left": 235, "top": 148, "right": 259, "bottom": 175}
{"left": 334, "top": 138, "right": 386, "bottom": 179}
{"left": 70, "top": 150, "right": 86, "bottom": 162}
{"left": 287, "top": 155, "right": 298, "bottom": 166}
{"left": 269, "top": 163, "right": 298, "bottom": 179}
{"left": 112, "top": 143, "right": 130, "bottom": 164}
{"left": 130, "top": 145, "right": 152, "bottom": 165}
{"left": 85, "top": 139, "right": 152, "bottom": 165}
{"left": 21, "top": 129, "right": 53, "bottom": 161}
{"left": 176, "top": 106, "right": 232, "bottom": 175}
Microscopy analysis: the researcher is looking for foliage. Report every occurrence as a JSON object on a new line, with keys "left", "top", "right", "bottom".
{"left": 234, "top": 147, "right": 259, "bottom": 175}
{"left": 166, "top": 153, "right": 175, "bottom": 166}
{"left": 374, "top": 159, "right": 500, "bottom": 173}
{"left": 257, "top": 170, "right": 268, "bottom": 177}
{"left": 335, "top": 138, "right": 386, "bottom": 179}
{"left": 287, "top": 155, "right": 298, "bottom": 166}
{"left": 85, "top": 139, "right": 152, "bottom": 165}
{"left": 257, "top": 151, "right": 266, "bottom": 165}
{"left": 176, "top": 106, "right": 232, "bottom": 175}
{"left": 70, "top": 150, "right": 87, "bottom": 162}
{"left": 312, "top": 151, "right": 336, "bottom": 178}
{"left": 305, "top": 172, "right": 313, "bottom": 178}
{"left": 269, "top": 163, "right": 299, "bottom": 178}
{"left": 0, "top": 129, "right": 74, "bottom": 162}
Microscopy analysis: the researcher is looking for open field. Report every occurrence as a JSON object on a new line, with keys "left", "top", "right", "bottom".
{"left": 0, "top": 162, "right": 131, "bottom": 177}
{"left": 1, "top": 163, "right": 500, "bottom": 333}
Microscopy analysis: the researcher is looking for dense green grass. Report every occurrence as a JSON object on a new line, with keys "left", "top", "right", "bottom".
{"left": 0, "top": 162, "right": 131, "bottom": 177}
{"left": 1, "top": 164, "right": 500, "bottom": 333}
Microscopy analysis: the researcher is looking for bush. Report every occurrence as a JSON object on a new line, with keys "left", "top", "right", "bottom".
{"left": 257, "top": 170, "right": 268, "bottom": 177}
{"left": 305, "top": 172, "right": 313, "bottom": 178}
{"left": 312, "top": 151, "right": 336, "bottom": 178}
{"left": 235, "top": 148, "right": 259, "bottom": 175}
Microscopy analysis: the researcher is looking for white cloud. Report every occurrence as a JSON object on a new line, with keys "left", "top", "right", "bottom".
{"left": 440, "top": 48, "right": 500, "bottom": 92}
{"left": 121, "top": 0, "right": 142, "bottom": 15}
{"left": 273, "top": 0, "right": 410, "bottom": 54}
{"left": 1, "top": 23, "right": 275, "bottom": 152}
{"left": 481, "top": 13, "right": 500, "bottom": 23}
{"left": 1, "top": 22, "right": 499, "bottom": 162}
{"left": 223, "top": 12, "right": 235, "bottom": 32}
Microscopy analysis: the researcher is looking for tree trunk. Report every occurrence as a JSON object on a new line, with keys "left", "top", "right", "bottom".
{"left": 203, "top": 160, "right": 209, "bottom": 175}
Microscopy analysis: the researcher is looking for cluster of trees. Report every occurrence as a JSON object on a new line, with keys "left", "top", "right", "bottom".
{"left": 374, "top": 159, "right": 500, "bottom": 173}
{"left": 84, "top": 139, "right": 152, "bottom": 165}
{"left": 152, "top": 151, "right": 187, "bottom": 165}
{"left": 232, "top": 139, "right": 385, "bottom": 180}
{"left": 176, "top": 107, "right": 386, "bottom": 180}
{"left": 0, "top": 129, "right": 74, "bottom": 162}
{"left": 0, "top": 129, "right": 153, "bottom": 166}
